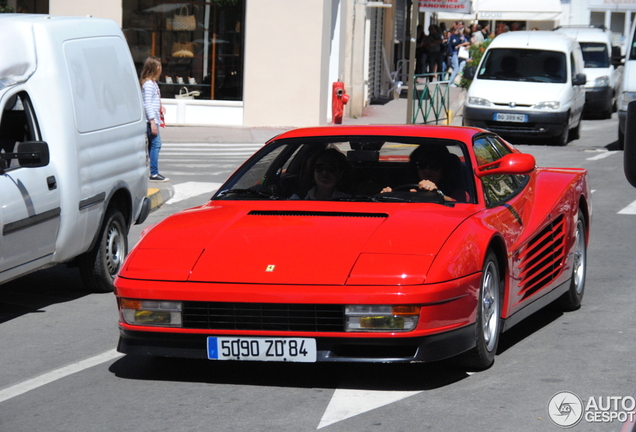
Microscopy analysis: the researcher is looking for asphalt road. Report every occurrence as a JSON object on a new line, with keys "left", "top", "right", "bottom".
{"left": 1, "top": 115, "right": 635, "bottom": 432}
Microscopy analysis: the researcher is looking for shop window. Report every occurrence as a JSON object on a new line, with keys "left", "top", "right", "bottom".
{"left": 122, "top": 0, "right": 245, "bottom": 101}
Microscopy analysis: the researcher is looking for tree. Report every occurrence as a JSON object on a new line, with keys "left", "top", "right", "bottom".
{"left": 0, "top": 0, "right": 14, "bottom": 13}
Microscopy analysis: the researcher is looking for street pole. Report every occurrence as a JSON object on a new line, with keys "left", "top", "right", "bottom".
{"left": 406, "top": 0, "right": 419, "bottom": 124}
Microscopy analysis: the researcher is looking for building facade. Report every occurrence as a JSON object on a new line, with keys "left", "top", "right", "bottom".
{"left": 6, "top": 0, "right": 635, "bottom": 127}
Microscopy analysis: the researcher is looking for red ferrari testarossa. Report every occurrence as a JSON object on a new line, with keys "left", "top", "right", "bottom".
{"left": 115, "top": 125, "right": 590, "bottom": 371}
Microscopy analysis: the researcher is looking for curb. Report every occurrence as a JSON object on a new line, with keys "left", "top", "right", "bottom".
{"left": 147, "top": 185, "right": 175, "bottom": 211}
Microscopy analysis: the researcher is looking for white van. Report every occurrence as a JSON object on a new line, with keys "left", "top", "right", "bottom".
{"left": 618, "top": 20, "right": 636, "bottom": 148}
{"left": 555, "top": 26, "right": 623, "bottom": 119}
{"left": 463, "top": 31, "right": 586, "bottom": 146}
{"left": 0, "top": 15, "right": 150, "bottom": 292}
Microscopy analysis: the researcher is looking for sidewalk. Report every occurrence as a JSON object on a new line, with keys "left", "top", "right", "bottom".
{"left": 148, "top": 86, "right": 467, "bottom": 208}
{"left": 160, "top": 85, "right": 466, "bottom": 144}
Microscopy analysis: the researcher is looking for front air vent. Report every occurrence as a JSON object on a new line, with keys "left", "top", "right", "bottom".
{"left": 182, "top": 302, "right": 345, "bottom": 332}
{"left": 248, "top": 210, "right": 388, "bottom": 218}
{"left": 517, "top": 214, "right": 566, "bottom": 299}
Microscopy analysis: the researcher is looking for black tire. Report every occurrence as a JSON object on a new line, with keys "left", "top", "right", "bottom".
{"left": 570, "top": 118, "right": 581, "bottom": 140}
{"left": 457, "top": 250, "right": 502, "bottom": 371}
{"left": 554, "top": 123, "right": 569, "bottom": 146}
{"left": 79, "top": 207, "right": 128, "bottom": 293}
{"left": 556, "top": 214, "right": 587, "bottom": 311}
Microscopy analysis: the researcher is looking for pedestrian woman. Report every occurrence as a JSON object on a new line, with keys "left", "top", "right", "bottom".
{"left": 140, "top": 56, "right": 169, "bottom": 182}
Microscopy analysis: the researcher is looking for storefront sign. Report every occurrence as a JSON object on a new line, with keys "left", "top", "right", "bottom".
{"left": 419, "top": 0, "right": 472, "bottom": 13}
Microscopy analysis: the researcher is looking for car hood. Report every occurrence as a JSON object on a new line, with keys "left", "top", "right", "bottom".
{"left": 471, "top": 79, "right": 568, "bottom": 106}
{"left": 121, "top": 201, "right": 479, "bottom": 285}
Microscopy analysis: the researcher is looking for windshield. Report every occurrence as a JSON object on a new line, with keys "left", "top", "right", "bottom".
{"left": 580, "top": 42, "right": 609, "bottom": 68}
{"left": 478, "top": 48, "right": 567, "bottom": 83}
{"left": 214, "top": 137, "right": 475, "bottom": 204}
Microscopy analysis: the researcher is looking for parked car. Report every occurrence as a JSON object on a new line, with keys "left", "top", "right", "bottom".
{"left": 115, "top": 125, "right": 590, "bottom": 371}
{"left": 0, "top": 15, "right": 150, "bottom": 292}
{"left": 463, "top": 31, "right": 586, "bottom": 146}
{"left": 554, "top": 25, "right": 623, "bottom": 119}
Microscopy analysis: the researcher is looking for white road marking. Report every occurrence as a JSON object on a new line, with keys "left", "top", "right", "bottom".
{"left": 0, "top": 349, "right": 123, "bottom": 404}
{"left": 618, "top": 200, "right": 636, "bottom": 215}
{"left": 317, "top": 389, "right": 422, "bottom": 429}
{"left": 166, "top": 182, "right": 222, "bottom": 204}
{"left": 586, "top": 151, "right": 619, "bottom": 161}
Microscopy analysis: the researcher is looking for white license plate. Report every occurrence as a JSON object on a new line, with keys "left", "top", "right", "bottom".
{"left": 494, "top": 113, "right": 528, "bottom": 122}
{"left": 207, "top": 336, "right": 317, "bottom": 362}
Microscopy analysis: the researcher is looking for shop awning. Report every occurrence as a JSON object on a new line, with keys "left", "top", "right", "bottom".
{"left": 436, "top": 0, "right": 562, "bottom": 21}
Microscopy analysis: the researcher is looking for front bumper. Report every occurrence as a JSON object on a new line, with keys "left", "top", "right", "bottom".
{"left": 463, "top": 106, "right": 568, "bottom": 138}
{"left": 118, "top": 324, "right": 476, "bottom": 363}
{"left": 584, "top": 86, "right": 612, "bottom": 112}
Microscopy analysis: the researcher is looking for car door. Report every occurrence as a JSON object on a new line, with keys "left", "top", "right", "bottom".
{"left": 0, "top": 91, "right": 60, "bottom": 275}
{"left": 571, "top": 51, "right": 586, "bottom": 123}
{"left": 473, "top": 136, "right": 560, "bottom": 317}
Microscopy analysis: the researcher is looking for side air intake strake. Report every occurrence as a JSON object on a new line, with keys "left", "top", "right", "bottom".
{"left": 248, "top": 210, "right": 388, "bottom": 218}
{"left": 517, "top": 214, "right": 566, "bottom": 299}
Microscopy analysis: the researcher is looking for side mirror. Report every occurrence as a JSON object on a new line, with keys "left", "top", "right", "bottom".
{"left": 475, "top": 153, "right": 536, "bottom": 178}
{"left": 572, "top": 73, "right": 587, "bottom": 86}
{"left": 463, "top": 65, "right": 476, "bottom": 81}
{"left": 0, "top": 141, "right": 50, "bottom": 174}
{"left": 624, "top": 101, "right": 636, "bottom": 187}
{"left": 17, "top": 141, "right": 50, "bottom": 167}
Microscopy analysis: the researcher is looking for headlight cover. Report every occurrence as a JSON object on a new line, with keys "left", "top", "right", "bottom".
{"left": 533, "top": 101, "right": 560, "bottom": 110}
{"left": 345, "top": 305, "right": 420, "bottom": 332}
{"left": 468, "top": 96, "right": 492, "bottom": 106}
{"left": 120, "top": 299, "right": 183, "bottom": 327}
{"left": 593, "top": 76, "right": 610, "bottom": 87}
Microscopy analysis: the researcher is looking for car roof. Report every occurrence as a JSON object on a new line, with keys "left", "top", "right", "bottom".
{"left": 554, "top": 27, "right": 613, "bottom": 45}
{"left": 487, "top": 30, "right": 577, "bottom": 52}
{"left": 269, "top": 125, "right": 486, "bottom": 143}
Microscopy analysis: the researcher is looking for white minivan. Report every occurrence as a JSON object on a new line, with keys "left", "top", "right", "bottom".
{"left": 555, "top": 25, "right": 623, "bottom": 119}
{"left": 0, "top": 15, "right": 150, "bottom": 292}
{"left": 463, "top": 31, "right": 587, "bottom": 146}
{"left": 618, "top": 20, "right": 636, "bottom": 148}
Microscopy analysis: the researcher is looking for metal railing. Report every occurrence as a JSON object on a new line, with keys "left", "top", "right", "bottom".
{"left": 411, "top": 72, "right": 452, "bottom": 125}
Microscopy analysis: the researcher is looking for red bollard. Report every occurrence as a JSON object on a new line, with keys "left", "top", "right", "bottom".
{"left": 332, "top": 81, "right": 350, "bottom": 124}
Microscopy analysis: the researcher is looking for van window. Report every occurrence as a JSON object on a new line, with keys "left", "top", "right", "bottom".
{"left": 0, "top": 92, "right": 40, "bottom": 169}
{"left": 580, "top": 43, "right": 610, "bottom": 68}
{"left": 478, "top": 48, "right": 567, "bottom": 84}
{"left": 64, "top": 37, "right": 141, "bottom": 133}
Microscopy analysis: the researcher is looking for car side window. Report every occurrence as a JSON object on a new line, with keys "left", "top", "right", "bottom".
{"left": 0, "top": 92, "right": 41, "bottom": 170}
{"left": 473, "top": 136, "right": 520, "bottom": 207}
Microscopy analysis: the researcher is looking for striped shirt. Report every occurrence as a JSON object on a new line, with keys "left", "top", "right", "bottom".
{"left": 142, "top": 80, "right": 162, "bottom": 126}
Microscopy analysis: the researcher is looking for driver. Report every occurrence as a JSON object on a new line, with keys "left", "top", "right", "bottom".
{"left": 381, "top": 144, "right": 469, "bottom": 202}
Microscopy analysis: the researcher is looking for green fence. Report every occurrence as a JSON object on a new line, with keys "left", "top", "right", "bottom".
{"left": 411, "top": 72, "right": 451, "bottom": 125}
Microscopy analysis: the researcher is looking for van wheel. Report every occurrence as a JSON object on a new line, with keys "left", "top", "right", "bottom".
{"left": 570, "top": 118, "right": 581, "bottom": 140}
{"left": 79, "top": 207, "right": 128, "bottom": 293}
{"left": 554, "top": 123, "right": 569, "bottom": 146}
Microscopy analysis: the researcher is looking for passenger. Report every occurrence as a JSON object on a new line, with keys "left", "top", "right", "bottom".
{"left": 382, "top": 145, "right": 469, "bottom": 202}
{"left": 292, "top": 148, "right": 350, "bottom": 200}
